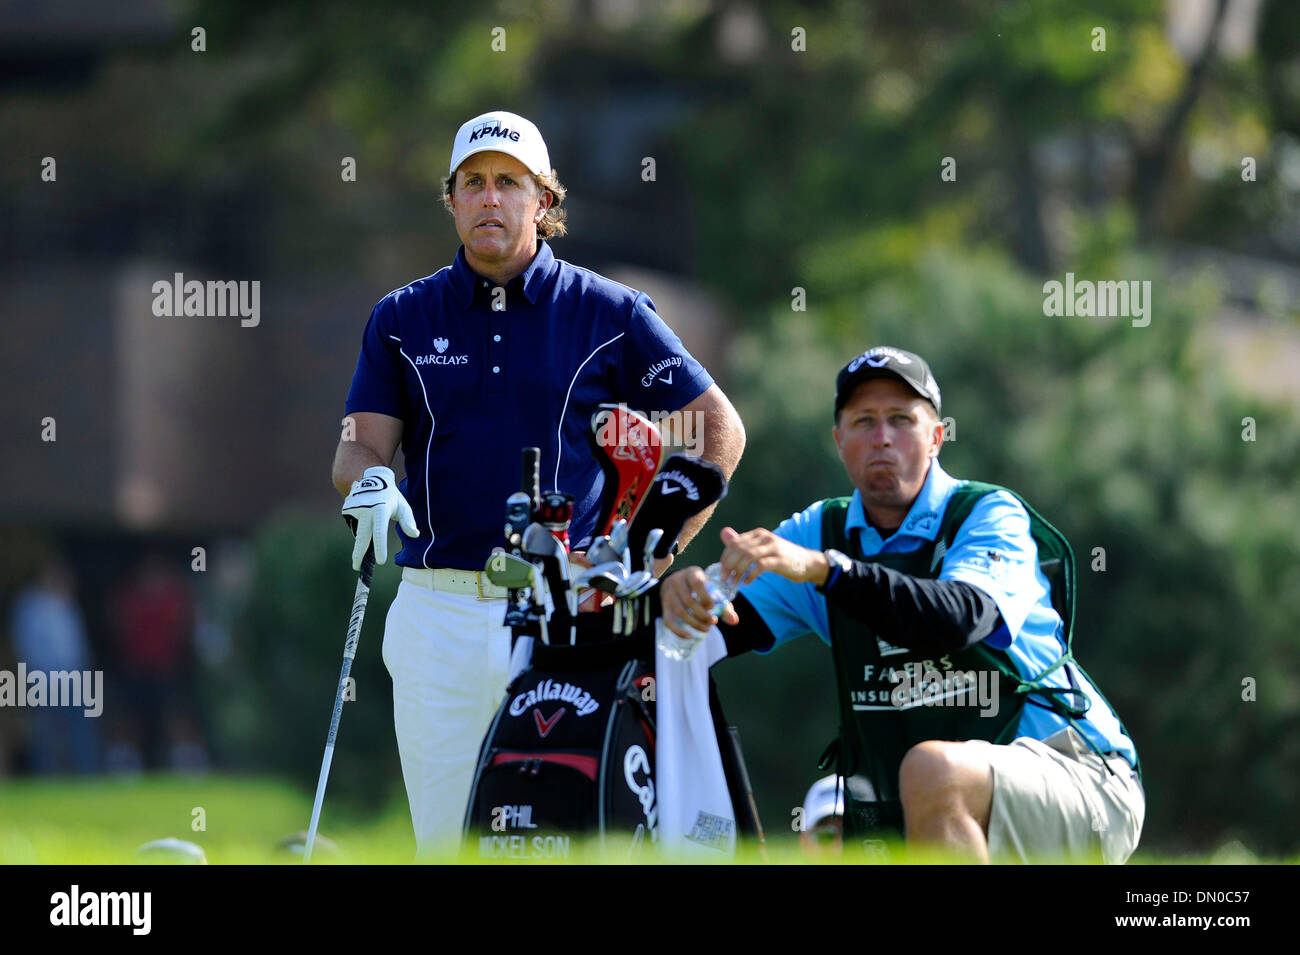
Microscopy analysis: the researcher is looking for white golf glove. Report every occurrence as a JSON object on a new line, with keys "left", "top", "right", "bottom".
{"left": 341, "top": 466, "right": 419, "bottom": 571}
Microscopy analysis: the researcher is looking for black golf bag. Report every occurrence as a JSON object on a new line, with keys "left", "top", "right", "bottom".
{"left": 463, "top": 610, "right": 763, "bottom": 860}
{"left": 467, "top": 445, "right": 761, "bottom": 859}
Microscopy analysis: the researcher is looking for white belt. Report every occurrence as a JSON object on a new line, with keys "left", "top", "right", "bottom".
{"left": 402, "top": 567, "right": 508, "bottom": 600}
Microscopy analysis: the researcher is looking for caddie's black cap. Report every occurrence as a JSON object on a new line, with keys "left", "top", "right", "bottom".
{"left": 834, "top": 346, "right": 941, "bottom": 419}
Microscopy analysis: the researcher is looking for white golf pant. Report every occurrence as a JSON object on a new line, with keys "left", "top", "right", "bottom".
{"left": 381, "top": 580, "right": 512, "bottom": 856}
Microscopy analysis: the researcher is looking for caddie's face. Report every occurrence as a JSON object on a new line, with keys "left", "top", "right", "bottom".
{"left": 449, "top": 151, "right": 551, "bottom": 275}
{"left": 833, "top": 378, "right": 943, "bottom": 521}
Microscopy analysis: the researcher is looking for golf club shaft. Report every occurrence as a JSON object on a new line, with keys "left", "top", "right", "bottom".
{"left": 304, "top": 543, "right": 376, "bottom": 864}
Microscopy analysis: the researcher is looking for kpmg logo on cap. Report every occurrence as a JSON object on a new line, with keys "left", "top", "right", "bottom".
{"left": 469, "top": 121, "right": 522, "bottom": 144}
{"left": 848, "top": 347, "right": 913, "bottom": 373}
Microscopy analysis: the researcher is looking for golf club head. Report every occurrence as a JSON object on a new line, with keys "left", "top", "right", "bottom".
{"left": 485, "top": 550, "right": 538, "bottom": 589}
{"left": 538, "top": 491, "right": 575, "bottom": 543}
{"left": 522, "top": 522, "right": 563, "bottom": 559}
{"left": 639, "top": 527, "right": 664, "bottom": 574}
{"left": 575, "top": 542, "right": 618, "bottom": 610}
{"left": 523, "top": 520, "right": 576, "bottom": 637}
{"left": 607, "top": 519, "right": 630, "bottom": 558}
{"left": 614, "top": 570, "right": 654, "bottom": 599}
{"left": 588, "top": 403, "right": 665, "bottom": 536}
{"left": 582, "top": 568, "right": 626, "bottom": 594}
{"left": 575, "top": 560, "right": 625, "bottom": 587}
{"left": 626, "top": 455, "right": 729, "bottom": 564}
{"left": 587, "top": 535, "right": 623, "bottom": 569}
{"left": 528, "top": 563, "right": 551, "bottom": 645}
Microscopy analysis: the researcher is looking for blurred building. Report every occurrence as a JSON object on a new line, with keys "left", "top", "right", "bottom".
{"left": 0, "top": 0, "right": 730, "bottom": 537}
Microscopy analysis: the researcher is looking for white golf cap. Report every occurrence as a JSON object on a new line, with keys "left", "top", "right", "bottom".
{"left": 802, "top": 774, "right": 845, "bottom": 829}
{"left": 448, "top": 110, "right": 551, "bottom": 178}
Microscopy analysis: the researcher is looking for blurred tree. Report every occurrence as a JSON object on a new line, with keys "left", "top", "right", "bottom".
{"left": 679, "top": 0, "right": 1299, "bottom": 855}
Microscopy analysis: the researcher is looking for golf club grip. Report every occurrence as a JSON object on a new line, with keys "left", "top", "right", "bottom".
{"left": 522, "top": 447, "right": 541, "bottom": 507}
{"left": 358, "top": 542, "right": 376, "bottom": 588}
{"left": 344, "top": 544, "right": 376, "bottom": 662}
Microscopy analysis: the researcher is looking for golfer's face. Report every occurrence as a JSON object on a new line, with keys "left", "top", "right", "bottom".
{"left": 834, "top": 378, "right": 943, "bottom": 513}
{"left": 449, "top": 151, "right": 549, "bottom": 271}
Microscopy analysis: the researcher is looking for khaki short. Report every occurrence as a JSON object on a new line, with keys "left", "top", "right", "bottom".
{"left": 966, "top": 727, "right": 1144, "bottom": 864}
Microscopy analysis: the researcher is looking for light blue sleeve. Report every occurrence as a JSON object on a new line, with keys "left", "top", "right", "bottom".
{"left": 735, "top": 501, "right": 832, "bottom": 652}
{"left": 938, "top": 491, "right": 1052, "bottom": 648}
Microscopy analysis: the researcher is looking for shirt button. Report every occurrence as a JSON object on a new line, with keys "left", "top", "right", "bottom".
{"left": 493, "top": 335, "right": 501, "bottom": 342}
{"left": 492, "top": 366, "right": 500, "bottom": 374}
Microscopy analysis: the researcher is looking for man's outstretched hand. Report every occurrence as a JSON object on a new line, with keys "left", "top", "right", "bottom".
{"left": 658, "top": 525, "right": 830, "bottom": 640}
{"left": 715, "top": 526, "right": 829, "bottom": 588}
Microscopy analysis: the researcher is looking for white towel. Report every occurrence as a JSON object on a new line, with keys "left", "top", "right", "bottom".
{"left": 653, "top": 622, "right": 736, "bottom": 858}
{"left": 501, "top": 626, "right": 737, "bottom": 858}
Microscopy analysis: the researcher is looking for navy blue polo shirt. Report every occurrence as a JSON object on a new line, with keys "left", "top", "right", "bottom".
{"left": 344, "top": 241, "right": 714, "bottom": 570}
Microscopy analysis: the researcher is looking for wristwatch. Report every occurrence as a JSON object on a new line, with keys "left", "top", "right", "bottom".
{"left": 819, "top": 548, "right": 852, "bottom": 593}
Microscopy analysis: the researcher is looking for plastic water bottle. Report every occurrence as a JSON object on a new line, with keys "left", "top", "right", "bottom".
{"left": 656, "top": 563, "right": 738, "bottom": 662}
{"left": 700, "top": 562, "right": 740, "bottom": 613}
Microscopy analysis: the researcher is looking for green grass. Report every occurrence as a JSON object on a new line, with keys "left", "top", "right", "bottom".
{"left": 1, "top": 775, "right": 1292, "bottom": 864}
{"left": 0, "top": 774, "right": 864, "bottom": 864}
{"left": 0, "top": 774, "right": 417, "bottom": 865}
